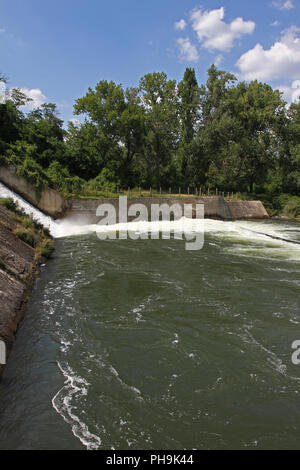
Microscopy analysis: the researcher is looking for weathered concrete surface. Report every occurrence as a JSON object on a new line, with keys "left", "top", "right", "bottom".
{"left": 65, "top": 196, "right": 234, "bottom": 223}
{"left": 65, "top": 195, "right": 269, "bottom": 223}
{"left": 228, "top": 200, "right": 269, "bottom": 220}
{"left": 0, "top": 205, "right": 44, "bottom": 377}
{"left": 0, "top": 166, "right": 65, "bottom": 217}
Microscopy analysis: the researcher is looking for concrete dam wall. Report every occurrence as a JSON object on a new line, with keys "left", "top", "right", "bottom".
{"left": 65, "top": 196, "right": 269, "bottom": 223}
{"left": 0, "top": 167, "right": 269, "bottom": 221}
{"left": 0, "top": 167, "right": 65, "bottom": 217}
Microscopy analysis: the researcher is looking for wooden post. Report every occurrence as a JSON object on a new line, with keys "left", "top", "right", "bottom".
{"left": 208, "top": 188, "right": 210, "bottom": 196}
{"left": 188, "top": 186, "right": 190, "bottom": 195}
{"left": 160, "top": 187, "right": 162, "bottom": 195}
{"left": 150, "top": 186, "right": 152, "bottom": 197}
{"left": 179, "top": 187, "right": 181, "bottom": 196}
{"left": 169, "top": 187, "right": 171, "bottom": 195}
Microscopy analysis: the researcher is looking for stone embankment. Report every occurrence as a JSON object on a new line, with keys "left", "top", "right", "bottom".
{"left": 0, "top": 203, "right": 53, "bottom": 377}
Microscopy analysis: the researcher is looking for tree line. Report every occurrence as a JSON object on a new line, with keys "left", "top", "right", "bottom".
{"left": 0, "top": 66, "right": 299, "bottom": 209}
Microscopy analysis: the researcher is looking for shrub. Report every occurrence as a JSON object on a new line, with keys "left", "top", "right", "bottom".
{"left": 0, "top": 197, "right": 17, "bottom": 212}
{"left": 13, "top": 228, "right": 36, "bottom": 248}
{"left": 36, "top": 239, "right": 54, "bottom": 258}
{"left": 281, "top": 197, "right": 300, "bottom": 218}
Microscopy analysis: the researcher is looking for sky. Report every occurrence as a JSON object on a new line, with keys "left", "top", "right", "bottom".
{"left": 1, "top": 0, "right": 300, "bottom": 124}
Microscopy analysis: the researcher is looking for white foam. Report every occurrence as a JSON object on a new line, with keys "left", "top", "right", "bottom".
{"left": 1, "top": 181, "right": 299, "bottom": 259}
{"left": 52, "top": 361, "right": 102, "bottom": 450}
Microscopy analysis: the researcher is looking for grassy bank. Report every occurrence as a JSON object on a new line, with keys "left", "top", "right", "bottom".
{"left": 238, "top": 193, "right": 300, "bottom": 219}
{"left": 0, "top": 197, "right": 54, "bottom": 260}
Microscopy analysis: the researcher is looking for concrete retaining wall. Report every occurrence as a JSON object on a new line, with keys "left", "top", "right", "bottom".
{"left": 228, "top": 200, "right": 269, "bottom": 219}
{"left": 65, "top": 196, "right": 269, "bottom": 223}
{"left": 0, "top": 166, "right": 65, "bottom": 217}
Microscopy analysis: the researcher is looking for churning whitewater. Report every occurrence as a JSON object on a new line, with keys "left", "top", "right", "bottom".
{"left": 1, "top": 181, "right": 299, "bottom": 260}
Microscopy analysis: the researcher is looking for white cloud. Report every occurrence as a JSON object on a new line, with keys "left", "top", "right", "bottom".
{"left": 271, "top": 20, "right": 280, "bottom": 26}
{"left": 177, "top": 37, "right": 199, "bottom": 62}
{"left": 272, "top": 1, "right": 294, "bottom": 10}
{"left": 174, "top": 19, "right": 187, "bottom": 31}
{"left": 214, "top": 54, "right": 224, "bottom": 66}
{"left": 19, "top": 88, "right": 46, "bottom": 110}
{"left": 237, "top": 27, "right": 300, "bottom": 81}
{"left": 190, "top": 7, "right": 255, "bottom": 52}
{"left": 0, "top": 28, "right": 5, "bottom": 33}
{"left": 278, "top": 80, "right": 300, "bottom": 102}
{"left": 69, "top": 118, "right": 80, "bottom": 126}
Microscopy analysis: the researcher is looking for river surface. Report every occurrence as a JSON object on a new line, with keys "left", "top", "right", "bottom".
{"left": 0, "top": 184, "right": 300, "bottom": 450}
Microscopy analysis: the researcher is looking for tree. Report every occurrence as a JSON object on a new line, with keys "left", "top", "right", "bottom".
{"left": 177, "top": 68, "right": 202, "bottom": 186}
{"left": 22, "top": 103, "right": 66, "bottom": 168}
{"left": 139, "top": 72, "right": 179, "bottom": 188}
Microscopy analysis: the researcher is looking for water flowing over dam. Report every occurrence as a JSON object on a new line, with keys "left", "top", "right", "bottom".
{"left": 0, "top": 182, "right": 300, "bottom": 450}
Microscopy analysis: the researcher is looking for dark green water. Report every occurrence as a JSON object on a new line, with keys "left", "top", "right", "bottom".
{"left": 0, "top": 219, "right": 300, "bottom": 450}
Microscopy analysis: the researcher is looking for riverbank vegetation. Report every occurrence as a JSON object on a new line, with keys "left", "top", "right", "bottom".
{"left": 0, "top": 197, "right": 54, "bottom": 259}
{"left": 0, "top": 66, "right": 299, "bottom": 216}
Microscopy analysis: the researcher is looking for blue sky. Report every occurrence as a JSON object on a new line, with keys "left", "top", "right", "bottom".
{"left": 1, "top": 0, "right": 300, "bottom": 124}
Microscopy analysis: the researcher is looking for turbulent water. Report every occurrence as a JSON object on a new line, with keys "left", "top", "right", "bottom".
{"left": 0, "top": 183, "right": 300, "bottom": 450}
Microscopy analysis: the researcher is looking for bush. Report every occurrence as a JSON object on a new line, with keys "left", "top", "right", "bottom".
{"left": 16, "top": 157, "right": 48, "bottom": 194}
{"left": 281, "top": 196, "right": 300, "bottom": 218}
{"left": 87, "top": 168, "right": 120, "bottom": 193}
{"left": 36, "top": 239, "right": 54, "bottom": 258}
{"left": 0, "top": 197, "right": 17, "bottom": 212}
{"left": 13, "top": 228, "right": 37, "bottom": 248}
{"left": 20, "top": 217, "right": 35, "bottom": 230}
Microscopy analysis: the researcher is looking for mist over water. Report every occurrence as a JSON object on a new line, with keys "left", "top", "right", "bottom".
{"left": 0, "top": 182, "right": 300, "bottom": 450}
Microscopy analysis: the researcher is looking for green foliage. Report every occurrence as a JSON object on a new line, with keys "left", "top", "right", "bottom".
{"left": 16, "top": 157, "right": 48, "bottom": 194}
{"left": 36, "top": 238, "right": 55, "bottom": 259}
{"left": 278, "top": 195, "right": 300, "bottom": 218}
{"left": 13, "top": 228, "right": 37, "bottom": 248}
{"left": 0, "top": 68, "right": 298, "bottom": 213}
{"left": 87, "top": 168, "right": 120, "bottom": 193}
{"left": 0, "top": 197, "right": 17, "bottom": 211}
